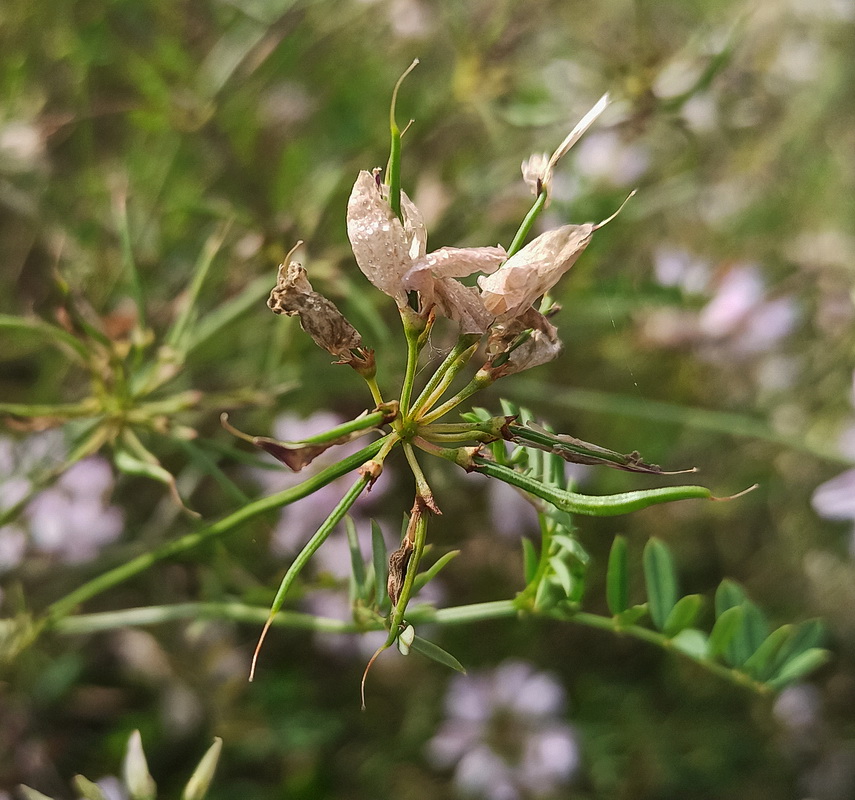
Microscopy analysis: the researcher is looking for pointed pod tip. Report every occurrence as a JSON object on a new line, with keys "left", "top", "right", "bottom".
{"left": 710, "top": 483, "right": 759, "bottom": 502}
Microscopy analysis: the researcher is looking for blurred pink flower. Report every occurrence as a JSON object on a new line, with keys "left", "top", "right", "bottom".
{"left": 427, "top": 660, "right": 580, "bottom": 799}
{"left": 26, "top": 457, "right": 124, "bottom": 563}
{"left": 248, "top": 411, "right": 389, "bottom": 557}
{"left": 644, "top": 263, "right": 798, "bottom": 359}
{"left": 811, "top": 468, "right": 855, "bottom": 522}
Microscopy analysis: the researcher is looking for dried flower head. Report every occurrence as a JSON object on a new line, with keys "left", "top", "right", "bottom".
{"left": 347, "top": 170, "right": 506, "bottom": 332}
{"left": 267, "top": 242, "right": 365, "bottom": 360}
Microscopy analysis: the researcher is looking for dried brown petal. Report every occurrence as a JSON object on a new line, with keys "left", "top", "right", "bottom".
{"left": 387, "top": 538, "right": 413, "bottom": 607}
{"left": 346, "top": 170, "right": 412, "bottom": 304}
{"left": 268, "top": 260, "right": 363, "bottom": 358}
{"left": 478, "top": 224, "right": 595, "bottom": 319}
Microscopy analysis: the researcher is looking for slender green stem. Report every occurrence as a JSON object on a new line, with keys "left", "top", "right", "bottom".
{"left": 418, "top": 371, "right": 494, "bottom": 424}
{"left": 403, "top": 443, "right": 436, "bottom": 507}
{"left": 264, "top": 475, "right": 370, "bottom": 620}
{"left": 0, "top": 314, "right": 90, "bottom": 364}
{"left": 398, "top": 319, "right": 422, "bottom": 416}
{"left": 409, "top": 336, "right": 479, "bottom": 417}
{"left": 385, "top": 505, "right": 429, "bottom": 643}
{"left": 558, "top": 611, "right": 768, "bottom": 693}
{"left": 52, "top": 602, "right": 378, "bottom": 635}
{"left": 0, "top": 400, "right": 99, "bottom": 418}
{"left": 164, "top": 222, "right": 231, "bottom": 353}
{"left": 506, "top": 191, "right": 547, "bottom": 258}
{"left": 386, "top": 59, "right": 419, "bottom": 220}
{"left": 44, "top": 436, "right": 388, "bottom": 624}
{"left": 364, "top": 374, "right": 385, "bottom": 407}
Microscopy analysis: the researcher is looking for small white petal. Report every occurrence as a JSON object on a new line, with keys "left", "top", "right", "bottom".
{"left": 521, "top": 153, "right": 549, "bottom": 195}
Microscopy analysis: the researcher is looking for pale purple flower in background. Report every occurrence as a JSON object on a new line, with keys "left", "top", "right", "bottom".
{"left": 644, "top": 263, "right": 797, "bottom": 359}
{"left": 572, "top": 130, "right": 649, "bottom": 188}
{"left": 91, "top": 776, "right": 129, "bottom": 800}
{"left": 698, "top": 265, "right": 766, "bottom": 338}
{"left": 25, "top": 457, "right": 124, "bottom": 563}
{"left": 653, "top": 247, "right": 711, "bottom": 295}
{"left": 774, "top": 683, "right": 823, "bottom": 734}
{"left": 0, "top": 525, "right": 26, "bottom": 571}
{"left": 248, "top": 411, "right": 388, "bottom": 557}
{"left": 811, "top": 468, "right": 855, "bottom": 554}
{"left": 427, "top": 660, "right": 580, "bottom": 799}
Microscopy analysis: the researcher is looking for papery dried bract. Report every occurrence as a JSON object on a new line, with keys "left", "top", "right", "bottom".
{"left": 347, "top": 169, "right": 507, "bottom": 332}
{"left": 478, "top": 224, "right": 595, "bottom": 318}
{"left": 346, "top": 170, "right": 413, "bottom": 304}
{"left": 268, "top": 260, "right": 364, "bottom": 358}
{"left": 487, "top": 310, "right": 563, "bottom": 377}
{"left": 404, "top": 245, "right": 506, "bottom": 334}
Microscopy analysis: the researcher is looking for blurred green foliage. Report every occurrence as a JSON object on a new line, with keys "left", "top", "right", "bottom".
{"left": 2, "top": 0, "right": 855, "bottom": 798}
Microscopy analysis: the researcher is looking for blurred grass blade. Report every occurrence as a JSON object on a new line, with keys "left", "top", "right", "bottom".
{"left": 73, "top": 775, "right": 108, "bottom": 800}
{"left": 371, "top": 520, "right": 388, "bottom": 608}
{"left": 643, "top": 538, "right": 678, "bottom": 630}
{"left": 412, "top": 550, "right": 460, "bottom": 594}
{"left": 165, "top": 222, "right": 231, "bottom": 354}
{"left": 522, "top": 537, "right": 538, "bottom": 584}
{"left": 114, "top": 430, "right": 199, "bottom": 517}
{"left": 606, "top": 535, "right": 629, "bottom": 615}
{"left": 410, "top": 635, "right": 466, "bottom": 673}
{"left": 0, "top": 314, "right": 90, "bottom": 364}
{"left": 182, "top": 737, "right": 223, "bottom": 800}
{"left": 185, "top": 275, "right": 272, "bottom": 354}
{"left": 345, "top": 516, "right": 367, "bottom": 601}
{"left": 113, "top": 189, "right": 147, "bottom": 340}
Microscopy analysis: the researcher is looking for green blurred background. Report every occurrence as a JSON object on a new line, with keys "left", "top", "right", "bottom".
{"left": 2, "top": 0, "right": 854, "bottom": 797}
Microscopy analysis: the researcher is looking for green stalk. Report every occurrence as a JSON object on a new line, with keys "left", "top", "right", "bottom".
{"left": 505, "top": 191, "right": 547, "bottom": 258}
{"left": 250, "top": 473, "right": 372, "bottom": 680}
{"left": 44, "top": 436, "right": 388, "bottom": 624}
{"left": 398, "top": 316, "right": 422, "bottom": 416}
{"left": 403, "top": 443, "right": 437, "bottom": 509}
{"left": 418, "top": 370, "right": 494, "bottom": 424}
{"left": 0, "top": 314, "right": 90, "bottom": 364}
{"left": 361, "top": 504, "right": 429, "bottom": 708}
{"left": 0, "top": 400, "right": 99, "bottom": 419}
{"left": 557, "top": 611, "right": 768, "bottom": 693}
{"left": 409, "top": 336, "right": 478, "bottom": 417}
{"left": 53, "top": 602, "right": 378, "bottom": 635}
{"left": 385, "top": 59, "right": 419, "bottom": 221}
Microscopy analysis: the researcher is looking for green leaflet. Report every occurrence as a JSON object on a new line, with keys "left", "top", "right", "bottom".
{"left": 606, "top": 536, "right": 629, "bottom": 616}
{"left": 643, "top": 538, "right": 679, "bottom": 631}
